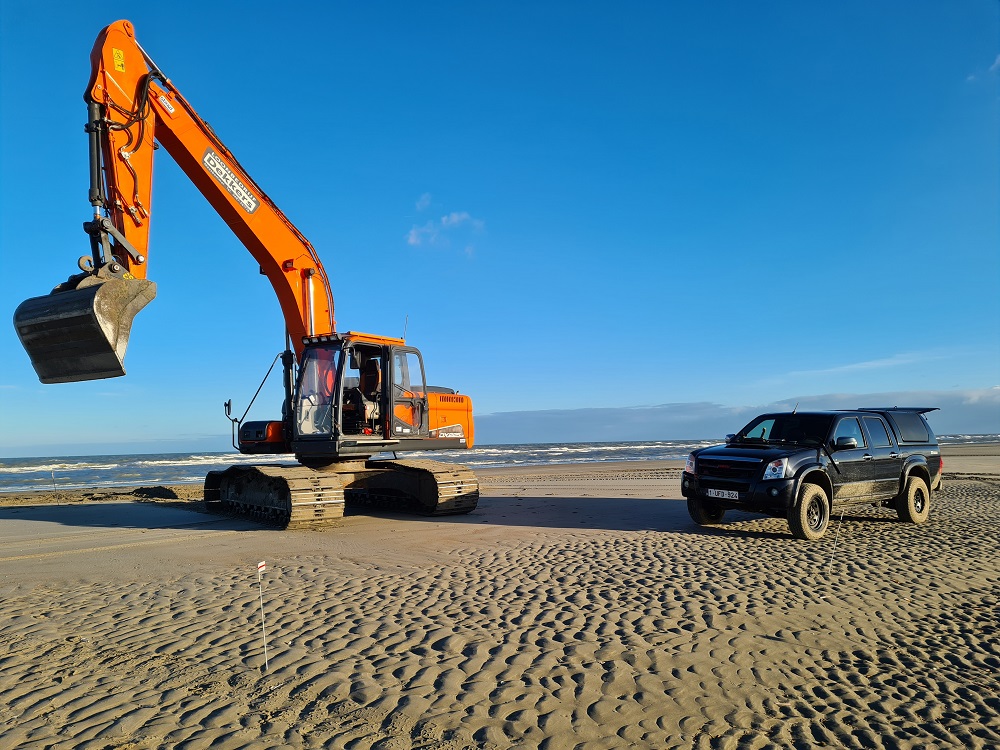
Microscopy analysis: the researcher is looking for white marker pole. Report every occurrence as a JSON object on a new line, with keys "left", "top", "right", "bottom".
{"left": 257, "top": 560, "right": 269, "bottom": 671}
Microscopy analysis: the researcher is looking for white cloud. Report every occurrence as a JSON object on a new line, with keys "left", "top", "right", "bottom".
{"left": 406, "top": 209, "right": 485, "bottom": 250}
{"left": 441, "top": 211, "right": 470, "bottom": 227}
{"left": 406, "top": 221, "right": 438, "bottom": 246}
{"left": 755, "top": 351, "right": 945, "bottom": 387}
{"left": 476, "top": 388, "right": 1000, "bottom": 443}
{"left": 990, "top": 54, "right": 1000, "bottom": 73}
{"left": 441, "top": 211, "right": 486, "bottom": 231}
{"left": 415, "top": 193, "right": 432, "bottom": 211}
{"left": 795, "top": 351, "right": 934, "bottom": 376}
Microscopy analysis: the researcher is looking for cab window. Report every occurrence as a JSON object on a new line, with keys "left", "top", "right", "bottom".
{"left": 392, "top": 350, "right": 425, "bottom": 395}
{"left": 342, "top": 344, "right": 384, "bottom": 436}
{"left": 832, "top": 417, "right": 866, "bottom": 447}
{"left": 296, "top": 345, "right": 340, "bottom": 436}
{"left": 863, "top": 417, "right": 892, "bottom": 448}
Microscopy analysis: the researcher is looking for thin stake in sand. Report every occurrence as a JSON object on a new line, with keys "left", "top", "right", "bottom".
{"left": 826, "top": 508, "right": 847, "bottom": 578}
{"left": 257, "top": 560, "right": 269, "bottom": 671}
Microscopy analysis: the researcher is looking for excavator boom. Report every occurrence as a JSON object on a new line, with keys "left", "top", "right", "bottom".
{"left": 14, "top": 20, "right": 334, "bottom": 382}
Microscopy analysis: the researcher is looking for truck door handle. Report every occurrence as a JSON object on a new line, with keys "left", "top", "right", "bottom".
{"left": 889, "top": 453, "right": 900, "bottom": 459}
{"left": 863, "top": 454, "right": 873, "bottom": 461}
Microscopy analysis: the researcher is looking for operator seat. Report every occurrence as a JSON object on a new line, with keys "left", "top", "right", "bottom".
{"left": 360, "top": 359, "right": 381, "bottom": 401}
{"left": 358, "top": 359, "right": 381, "bottom": 430}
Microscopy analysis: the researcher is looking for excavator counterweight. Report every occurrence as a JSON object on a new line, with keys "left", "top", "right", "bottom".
{"left": 14, "top": 277, "right": 156, "bottom": 383}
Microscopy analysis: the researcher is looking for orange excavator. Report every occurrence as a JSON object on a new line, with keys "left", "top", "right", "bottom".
{"left": 13, "top": 20, "right": 478, "bottom": 528}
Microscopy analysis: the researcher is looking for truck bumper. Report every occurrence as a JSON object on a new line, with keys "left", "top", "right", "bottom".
{"left": 681, "top": 472, "right": 798, "bottom": 514}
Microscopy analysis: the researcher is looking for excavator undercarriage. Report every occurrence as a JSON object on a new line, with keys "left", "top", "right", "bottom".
{"left": 205, "top": 459, "right": 479, "bottom": 530}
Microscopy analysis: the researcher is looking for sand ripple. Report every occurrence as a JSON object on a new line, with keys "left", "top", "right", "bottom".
{"left": 1, "top": 480, "right": 997, "bottom": 748}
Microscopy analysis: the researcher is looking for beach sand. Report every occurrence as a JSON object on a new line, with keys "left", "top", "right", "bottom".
{"left": 1, "top": 445, "right": 997, "bottom": 748}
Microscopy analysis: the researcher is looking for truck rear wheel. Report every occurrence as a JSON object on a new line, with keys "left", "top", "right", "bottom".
{"left": 687, "top": 496, "right": 725, "bottom": 525}
{"left": 895, "top": 475, "right": 930, "bottom": 524}
{"left": 788, "top": 482, "right": 830, "bottom": 540}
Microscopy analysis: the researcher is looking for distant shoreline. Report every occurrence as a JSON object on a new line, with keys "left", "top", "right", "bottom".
{"left": 1, "top": 443, "right": 996, "bottom": 505}
{"left": 1, "top": 434, "right": 998, "bottom": 463}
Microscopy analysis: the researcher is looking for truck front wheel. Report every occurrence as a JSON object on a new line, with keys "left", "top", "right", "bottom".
{"left": 895, "top": 475, "right": 930, "bottom": 524}
{"left": 687, "top": 496, "right": 725, "bottom": 525}
{"left": 788, "top": 483, "right": 830, "bottom": 540}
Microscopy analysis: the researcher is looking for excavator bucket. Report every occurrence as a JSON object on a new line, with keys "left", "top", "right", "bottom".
{"left": 13, "top": 277, "right": 156, "bottom": 384}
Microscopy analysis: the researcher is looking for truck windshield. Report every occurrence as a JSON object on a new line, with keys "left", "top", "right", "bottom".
{"left": 735, "top": 414, "right": 832, "bottom": 446}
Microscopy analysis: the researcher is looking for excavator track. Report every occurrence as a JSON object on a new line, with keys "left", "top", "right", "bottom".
{"left": 205, "top": 465, "right": 347, "bottom": 530}
{"left": 353, "top": 459, "right": 480, "bottom": 515}
{"left": 203, "top": 459, "right": 478, "bottom": 529}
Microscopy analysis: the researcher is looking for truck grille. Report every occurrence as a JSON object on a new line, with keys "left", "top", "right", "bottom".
{"left": 698, "top": 458, "right": 760, "bottom": 481}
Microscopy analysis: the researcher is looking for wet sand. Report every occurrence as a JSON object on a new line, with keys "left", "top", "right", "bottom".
{"left": 0, "top": 445, "right": 997, "bottom": 748}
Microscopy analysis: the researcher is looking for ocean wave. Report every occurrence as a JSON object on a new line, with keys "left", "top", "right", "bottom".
{"left": 938, "top": 434, "right": 1000, "bottom": 444}
{"left": 2, "top": 435, "right": 995, "bottom": 492}
{"left": 0, "top": 462, "right": 121, "bottom": 475}
{"left": 133, "top": 453, "right": 256, "bottom": 468}
{"left": 0, "top": 477, "right": 205, "bottom": 493}
{"left": 465, "top": 442, "right": 704, "bottom": 455}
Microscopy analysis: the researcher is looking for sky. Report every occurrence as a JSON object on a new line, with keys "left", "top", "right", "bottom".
{"left": 1, "top": 1, "right": 998, "bottom": 457}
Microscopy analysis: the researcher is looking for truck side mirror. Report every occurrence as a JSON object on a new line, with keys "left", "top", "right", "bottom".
{"left": 834, "top": 436, "right": 858, "bottom": 450}
{"left": 725, "top": 434, "right": 735, "bottom": 444}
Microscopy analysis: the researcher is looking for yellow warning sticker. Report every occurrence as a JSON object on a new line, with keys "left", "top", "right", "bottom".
{"left": 113, "top": 48, "right": 125, "bottom": 72}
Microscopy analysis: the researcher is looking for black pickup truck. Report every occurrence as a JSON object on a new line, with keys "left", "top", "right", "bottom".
{"left": 681, "top": 407, "right": 943, "bottom": 540}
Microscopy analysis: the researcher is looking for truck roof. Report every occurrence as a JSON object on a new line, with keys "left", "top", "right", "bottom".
{"left": 755, "top": 408, "right": 938, "bottom": 416}
{"left": 853, "top": 407, "right": 939, "bottom": 414}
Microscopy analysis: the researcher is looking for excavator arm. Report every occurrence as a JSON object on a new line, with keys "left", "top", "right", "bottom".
{"left": 15, "top": 19, "right": 334, "bottom": 383}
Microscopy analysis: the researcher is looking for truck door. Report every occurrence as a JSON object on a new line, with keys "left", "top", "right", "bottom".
{"left": 862, "top": 416, "right": 902, "bottom": 499}
{"left": 829, "top": 416, "right": 875, "bottom": 502}
{"left": 389, "top": 347, "right": 429, "bottom": 438}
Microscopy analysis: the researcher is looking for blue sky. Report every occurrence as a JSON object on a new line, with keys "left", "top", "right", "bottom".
{"left": 1, "top": 1, "right": 998, "bottom": 456}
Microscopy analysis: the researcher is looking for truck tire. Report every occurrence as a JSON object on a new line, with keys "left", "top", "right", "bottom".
{"left": 895, "top": 475, "right": 930, "bottom": 524}
{"left": 788, "top": 483, "right": 830, "bottom": 540}
{"left": 687, "top": 496, "right": 725, "bottom": 525}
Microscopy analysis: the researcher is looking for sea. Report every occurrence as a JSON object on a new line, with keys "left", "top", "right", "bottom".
{"left": 1, "top": 435, "right": 996, "bottom": 494}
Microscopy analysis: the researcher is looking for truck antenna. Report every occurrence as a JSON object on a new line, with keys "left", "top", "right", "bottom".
{"left": 402, "top": 314, "right": 409, "bottom": 339}
{"left": 792, "top": 402, "right": 799, "bottom": 414}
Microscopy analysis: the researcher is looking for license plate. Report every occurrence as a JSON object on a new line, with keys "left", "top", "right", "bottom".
{"left": 706, "top": 489, "right": 739, "bottom": 500}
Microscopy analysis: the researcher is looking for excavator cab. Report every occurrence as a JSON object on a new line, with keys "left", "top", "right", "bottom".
{"left": 289, "top": 334, "right": 449, "bottom": 461}
{"left": 294, "top": 339, "right": 395, "bottom": 442}
{"left": 14, "top": 272, "right": 156, "bottom": 384}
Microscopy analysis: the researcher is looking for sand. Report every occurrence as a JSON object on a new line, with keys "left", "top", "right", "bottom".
{"left": 0, "top": 445, "right": 997, "bottom": 749}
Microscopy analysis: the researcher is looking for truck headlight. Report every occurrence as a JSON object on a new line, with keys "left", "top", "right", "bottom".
{"left": 685, "top": 453, "right": 696, "bottom": 474}
{"left": 762, "top": 458, "right": 788, "bottom": 480}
